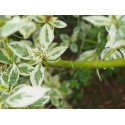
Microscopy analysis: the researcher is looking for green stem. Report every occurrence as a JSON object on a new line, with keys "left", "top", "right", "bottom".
{"left": 43, "top": 58, "right": 125, "bottom": 69}
{"left": 79, "top": 37, "right": 97, "bottom": 44}
{"left": 77, "top": 16, "right": 81, "bottom": 27}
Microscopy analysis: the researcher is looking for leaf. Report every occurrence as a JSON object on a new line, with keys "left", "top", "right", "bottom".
{"left": 51, "top": 96, "right": 60, "bottom": 108}
{"left": 0, "top": 16, "right": 22, "bottom": 38}
{"left": 60, "top": 34, "right": 70, "bottom": 43}
{"left": 0, "top": 16, "right": 36, "bottom": 39}
{"left": 46, "top": 58, "right": 61, "bottom": 63}
{"left": 1, "top": 71, "right": 9, "bottom": 85}
{"left": 105, "top": 24, "right": 125, "bottom": 48}
{"left": 0, "top": 48, "right": 11, "bottom": 64}
{"left": 7, "top": 63, "right": 19, "bottom": 86}
{"left": 83, "top": 16, "right": 111, "bottom": 26}
{"left": 0, "top": 15, "right": 11, "bottom": 26}
{"left": 112, "top": 50, "right": 122, "bottom": 59}
{"left": 50, "top": 20, "right": 67, "bottom": 28}
{"left": 30, "top": 64, "right": 44, "bottom": 86}
{"left": 78, "top": 49, "right": 97, "bottom": 61}
{"left": 0, "top": 64, "right": 19, "bottom": 87}
{"left": 73, "top": 27, "right": 80, "bottom": 36}
{"left": 1, "top": 64, "right": 19, "bottom": 86}
{"left": 0, "top": 85, "right": 9, "bottom": 92}
{"left": 60, "top": 83, "right": 72, "bottom": 96}
{"left": 119, "top": 25, "right": 125, "bottom": 37}
{"left": 60, "top": 34, "right": 70, "bottom": 47}
{"left": 70, "top": 27, "right": 80, "bottom": 42}
{"left": 21, "top": 40, "right": 33, "bottom": 47}
{"left": 33, "top": 16, "right": 46, "bottom": 23}
{"left": 44, "top": 71, "right": 52, "bottom": 86}
{"left": 47, "top": 46, "right": 68, "bottom": 60}
{"left": 110, "top": 40, "right": 125, "bottom": 48}
{"left": 47, "top": 42, "right": 58, "bottom": 53}
{"left": 119, "top": 16, "right": 125, "bottom": 25}
{"left": 120, "top": 48, "right": 125, "bottom": 59}
{"left": 28, "top": 60, "right": 40, "bottom": 65}
{"left": 5, "top": 85, "right": 50, "bottom": 108}
{"left": 39, "top": 24, "right": 54, "bottom": 49}
{"left": 0, "top": 93, "right": 9, "bottom": 102}
{"left": 32, "top": 96, "right": 50, "bottom": 107}
{"left": 101, "top": 48, "right": 114, "bottom": 60}
{"left": 19, "top": 22, "right": 36, "bottom": 39}
{"left": 51, "top": 88, "right": 63, "bottom": 98}
{"left": 101, "top": 48, "right": 122, "bottom": 60}
{"left": 70, "top": 43, "right": 78, "bottom": 53}
{"left": 105, "top": 24, "right": 117, "bottom": 48}
{"left": 7, "top": 42, "right": 31, "bottom": 60}
{"left": 51, "top": 89, "right": 63, "bottom": 108}
{"left": 18, "top": 63, "right": 34, "bottom": 76}
{"left": 44, "top": 71, "right": 61, "bottom": 88}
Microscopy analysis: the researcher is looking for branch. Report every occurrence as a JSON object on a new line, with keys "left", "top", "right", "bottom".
{"left": 43, "top": 58, "right": 125, "bottom": 69}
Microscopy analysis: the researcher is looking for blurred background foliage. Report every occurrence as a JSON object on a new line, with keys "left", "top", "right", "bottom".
{"left": 43, "top": 15, "right": 125, "bottom": 109}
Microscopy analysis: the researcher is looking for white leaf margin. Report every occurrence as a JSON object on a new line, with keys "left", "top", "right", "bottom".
{"left": 30, "top": 64, "right": 44, "bottom": 86}
{"left": 5, "top": 85, "right": 50, "bottom": 108}
{"left": 47, "top": 46, "right": 68, "bottom": 60}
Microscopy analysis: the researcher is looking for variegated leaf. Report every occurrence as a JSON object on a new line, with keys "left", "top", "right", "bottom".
{"left": 83, "top": 16, "right": 111, "bottom": 26}
{"left": 33, "top": 16, "right": 46, "bottom": 23}
{"left": 101, "top": 48, "right": 122, "bottom": 60}
{"left": 78, "top": 49, "right": 97, "bottom": 61}
{"left": 60, "top": 34, "right": 70, "bottom": 42}
{"left": 0, "top": 16, "right": 23, "bottom": 38}
{"left": 0, "top": 84, "right": 9, "bottom": 92}
{"left": 119, "top": 25, "right": 125, "bottom": 37}
{"left": 50, "top": 20, "right": 67, "bottom": 28}
{"left": 30, "top": 64, "right": 44, "bottom": 86}
{"left": 7, "top": 42, "right": 32, "bottom": 60}
{"left": 5, "top": 85, "right": 50, "bottom": 108}
{"left": 120, "top": 48, "right": 125, "bottom": 59}
{"left": 0, "top": 15, "right": 11, "bottom": 26}
{"left": 18, "top": 63, "right": 34, "bottom": 76}
{"left": 39, "top": 24, "right": 54, "bottom": 49}
{"left": 112, "top": 50, "right": 122, "bottom": 59}
{"left": 7, "top": 63, "right": 19, "bottom": 86}
{"left": 0, "top": 64, "right": 19, "bottom": 86}
{"left": 70, "top": 43, "right": 78, "bottom": 53}
{"left": 0, "top": 74, "right": 9, "bottom": 92}
{"left": 19, "top": 22, "right": 36, "bottom": 39}
{"left": 32, "top": 96, "right": 50, "bottom": 107}
{"left": 1, "top": 71, "right": 9, "bottom": 85}
{"left": 105, "top": 24, "right": 117, "bottom": 48}
{"left": 0, "top": 49, "right": 11, "bottom": 64}
{"left": 110, "top": 40, "right": 125, "bottom": 48}
{"left": 47, "top": 46, "right": 68, "bottom": 60}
